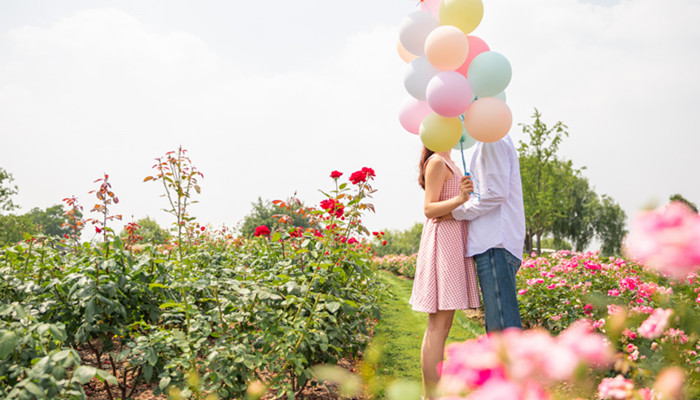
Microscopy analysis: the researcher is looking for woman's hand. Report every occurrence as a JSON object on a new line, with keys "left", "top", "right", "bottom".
{"left": 433, "top": 213, "right": 455, "bottom": 223}
{"left": 458, "top": 175, "right": 474, "bottom": 202}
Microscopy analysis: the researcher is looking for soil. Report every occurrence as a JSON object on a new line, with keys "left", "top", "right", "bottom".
{"left": 80, "top": 339, "right": 364, "bottom": 400}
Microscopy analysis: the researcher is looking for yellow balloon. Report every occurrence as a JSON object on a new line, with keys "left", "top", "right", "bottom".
{"left": 439, "top": 0, "right": 484, "bottom": 35}
{"left": 419, "top": 113, "right": 463, "bottom": 152}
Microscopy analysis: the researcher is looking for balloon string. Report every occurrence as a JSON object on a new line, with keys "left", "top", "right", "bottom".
{"left": 458, "top": 114, "right": 468, "bottom": 176}
{"left": 459, "top": 139, "right": 467, "bottom": 176}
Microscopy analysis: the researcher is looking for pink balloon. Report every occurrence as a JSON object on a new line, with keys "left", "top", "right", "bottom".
{"left": 464, "top": 97, "right": 512, "bottom": 143}
{"left": 455, "top": 36, "right": 490, "bottom": 79}
{"left": 399, "top": 98, "right": 433, "bottom": 135}
{"left": 426, "top": 71, "right": 473, "bottom": 118}
{"left": 420, "top": 0, "right": 441, "bottom": 19}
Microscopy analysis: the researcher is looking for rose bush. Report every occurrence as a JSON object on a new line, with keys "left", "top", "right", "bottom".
{"left": 0, "top": 158, "right": 385, "bottom": 400}
{"left": 372, "top": 253, "right": 418, "bottom": 278}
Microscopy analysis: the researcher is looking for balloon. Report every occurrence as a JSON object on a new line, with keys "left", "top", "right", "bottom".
{"left": 420, "top": 113, "right": 463, "bottom": 152}
{"left": 398, "top": 11, "right": 439, "bottom": 56}
{"left": 471, "top": 91, "right": 505, "bottom": 103}
{"left": 468, "top": 51, "right": 512, "bottom": 97}
{"left": 424, "top": 25, "right": 469, "bottom": 71}
{"left": 463, "top": 97, "right": 512, "bottom": 143}
{"left": 397, "top": 40, "right": 419, "bottom": 64}
{"left": 399, "top": 98, "right": 433, "bottom": 135}
{"left": 404, "top": 57, "right": 439, "bottom": 101}
{"left": 455, "top": 36, "right": 489, "bottom": 78}
{"left": 426, "top": 71, "right": 473, "bottom": 118}
{"left": 453, "top": 123, "right": 477, "bottom": 150}
{"left": 420, "top": 0, "right": 441, "bottom": 19}
{"left": 439, "top": 0, "right": 484, "bottom": 35}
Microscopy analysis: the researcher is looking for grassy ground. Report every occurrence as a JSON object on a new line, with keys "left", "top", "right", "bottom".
{"left": 373, "top": 271, "right": 485, "bottom": 381}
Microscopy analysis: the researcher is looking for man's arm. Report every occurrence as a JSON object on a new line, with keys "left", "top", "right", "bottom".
{"left": 452, "top": 140, "right": 512, "bottom": 221}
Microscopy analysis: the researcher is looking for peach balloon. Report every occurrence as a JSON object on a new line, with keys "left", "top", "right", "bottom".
{"left": 455, "top": 36, "right": 489, "bottom": 78}
{"left": 424, "top": 25, "right": 469, "bottom": 71}
{"left": 463, "top": 97, "right": 512, "bottom": 143}
{"left": 397, "top": 40, "right": 419, "bottom": 64}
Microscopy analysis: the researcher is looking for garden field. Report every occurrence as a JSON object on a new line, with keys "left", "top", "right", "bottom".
{"left": 1, "top": 148, "right": 699, "bottom": 400}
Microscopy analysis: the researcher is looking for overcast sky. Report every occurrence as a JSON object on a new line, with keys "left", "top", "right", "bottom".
{"left": 1, "top": 0, "right": 698, "bottom": 239}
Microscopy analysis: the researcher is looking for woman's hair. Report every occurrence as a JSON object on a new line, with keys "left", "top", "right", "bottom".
{"left": 418, "top": 146, "right": 434, "bottom": 190}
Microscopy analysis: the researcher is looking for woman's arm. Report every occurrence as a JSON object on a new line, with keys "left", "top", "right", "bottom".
{"left": 423, "top": 157, "right": 470, "bottom": 219}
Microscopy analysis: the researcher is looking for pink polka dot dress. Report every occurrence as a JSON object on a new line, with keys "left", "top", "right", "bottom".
{"left": 409, "top": 155, "right": 481, "bottom": 313}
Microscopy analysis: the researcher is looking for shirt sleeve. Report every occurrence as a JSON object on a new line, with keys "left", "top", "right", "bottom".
{"left": 452, "top": 140, "right": 512, "bottom": 221}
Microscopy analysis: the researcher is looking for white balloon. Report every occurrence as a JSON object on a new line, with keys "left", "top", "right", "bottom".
{"left": 404, "top": 57, "right": 439, "bottom": 101}
{"left": 398, "top": 10, "right": 439, "bottom": 56}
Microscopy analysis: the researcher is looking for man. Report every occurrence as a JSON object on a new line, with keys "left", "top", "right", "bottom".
{"left": 443, "top": 134, "right": 526, "bottom": 332}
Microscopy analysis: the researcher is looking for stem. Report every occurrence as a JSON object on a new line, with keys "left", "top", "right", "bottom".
{"left": 213, "top": 286, "right": 228, "bottom": 334}
{"left": 87, "top": 341, "right": 114, "bottom": 400}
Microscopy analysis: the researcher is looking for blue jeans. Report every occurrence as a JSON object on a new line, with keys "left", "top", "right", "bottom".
{"left": 473, "top": 248, "right": 522, "bottom": 332}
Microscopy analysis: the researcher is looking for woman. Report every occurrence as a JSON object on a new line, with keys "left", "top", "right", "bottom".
{"left": 409, "top": 146, "right": 480, "bottom": 399}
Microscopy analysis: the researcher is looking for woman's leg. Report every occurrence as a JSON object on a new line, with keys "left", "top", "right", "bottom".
{"left": 421, "top": 309, "right": 455, "bottom": 399}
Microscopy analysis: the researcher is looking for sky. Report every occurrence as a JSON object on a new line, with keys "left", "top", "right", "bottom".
{"left": 1, "top": 0, "right": 699, "bottom": 241}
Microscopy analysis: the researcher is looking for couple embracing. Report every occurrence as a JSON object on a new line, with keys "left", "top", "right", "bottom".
{"left": 409, "top": 133, "right": 526, "bottom": 399}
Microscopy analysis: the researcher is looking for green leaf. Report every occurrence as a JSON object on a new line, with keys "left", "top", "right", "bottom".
{"left": 95, "top": 369, "right": 118, "bottom": 385}
{"left": 73, "top": 366, "right": 97, "bottom": 384}
{"left": 148, "top": 283, "right": 169, "bottom": 290}
{"left": 159, "top": 376, "right": 171, "bottom": 390}
{"left": 49, "top": 324, "right": 68, "bottom": 342}
{"left": 325, "top": 302, "right": 341, "bottom": 313}
{"left": 24, "top": 382, "right": 44, "bottom": 397}
{"left": 0, "top": 331, "right": 18, "bottom": 359}
{"left": 271, "top": 232, "right": 281, "bottom": 242}
{"left": 147, "top": 347, "right": 158, "bottom": 366}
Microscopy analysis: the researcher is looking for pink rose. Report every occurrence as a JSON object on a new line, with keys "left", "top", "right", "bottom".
{"left": 637, "top": 308, "right": 673, "bottom": 339}
{"left": 625, "top": 202, "right": 700, "bottom": 279}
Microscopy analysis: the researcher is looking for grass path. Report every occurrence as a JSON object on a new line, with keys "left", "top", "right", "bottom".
{"left": 373, "top": 271, "right": 485, "bottom": 381}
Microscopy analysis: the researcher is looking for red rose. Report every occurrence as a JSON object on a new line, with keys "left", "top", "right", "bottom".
{"left": 349, "top": 170, "right": 365, "bottom": 185}
{"left": 95, "top": 226, "right": 101, "bottom": 233}
{"left": 349, "top": 167, "right": 376, "bottom": 185}
{"left": 320, "top": 199, "right": 335, "bottom": 210}
{"left": 348, "top": 238, "right": 358, "bottom": 244}
{"left": 330, "top": 170, "right": 343, "bottom": 179}
{"left": 200, "top": 226, "right": 206, "bottom": 231}
{"left": 382, "top": 240, "right": 387, "bottom": 246}
{"left": 254, "top": 225, "right": 271, "bottom": 237}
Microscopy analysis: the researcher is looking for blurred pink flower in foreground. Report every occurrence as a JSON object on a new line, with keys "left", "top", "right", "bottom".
{"left": 598, "top": 375, "right": 634, "bottom": 399}
{"left": 439, "top": 321, "right": 614, "bottom": 399}
{"left": 637, "top": 308, "right": 673, "bottom": 340}
{"left": 625, "top": 202, "right": 700, "bottom": 279}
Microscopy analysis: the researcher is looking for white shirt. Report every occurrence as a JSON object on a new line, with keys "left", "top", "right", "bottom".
{"left": 451, "top": 135, "right": 526, "bottom": 261}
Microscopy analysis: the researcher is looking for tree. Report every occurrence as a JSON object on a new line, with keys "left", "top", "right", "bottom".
{"left": 119, "top": 216, "right": 169, "bottom": 244}
{"left": 0, "top": 214, "right": 29, "bottom": 245}
{"left": 239, "top": 197, "right": 312, "bottom": 237}
{"left": 0, "top": 204, "right": 73, "bottom": 245}
{"left": 0, "top": 167, "right": 19, "bottom": 214}
{"left": 373, "top": 222, "right": 424, "bottom": 257}
{"left": 518, "top": 109, "right": 569, "bottom": 254}
{"left": 669, "top": 193, "right": 698, "bottom": 213}
{"left": 25, "top": 205, "right": 72, "bottom": 237}
{"left": 594, "top": 195, "right": 627, "bottom": 257}
{"left": 550, "top": 162, "right": 599, "bottom": 252}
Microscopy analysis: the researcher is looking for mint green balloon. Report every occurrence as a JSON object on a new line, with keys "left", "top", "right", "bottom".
{"left": 453, "top": 123, "right": 477, "bottom": 150}
{"left": 468, "top": 51, "right": 512, "bottom": 97}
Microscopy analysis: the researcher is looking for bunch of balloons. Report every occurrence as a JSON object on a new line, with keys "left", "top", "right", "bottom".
{"left": 398, "top": 0, "right": 513, "bottom": 152}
